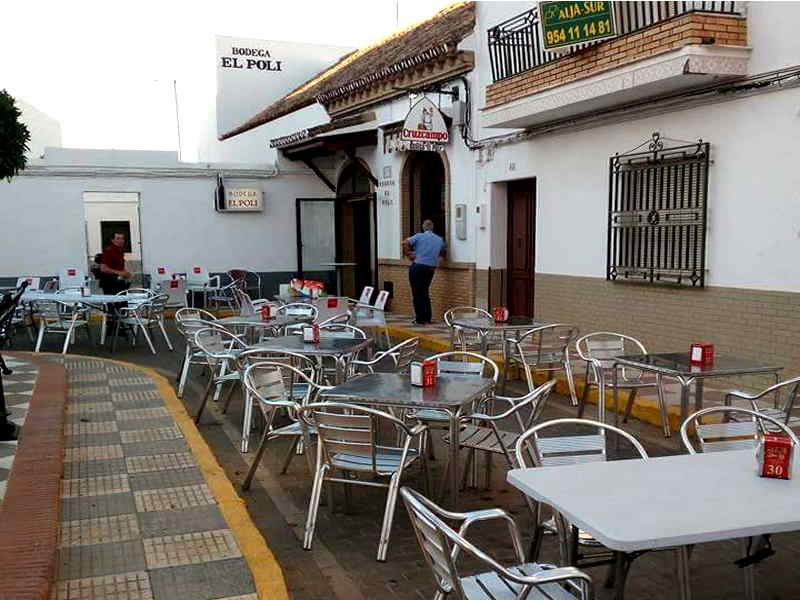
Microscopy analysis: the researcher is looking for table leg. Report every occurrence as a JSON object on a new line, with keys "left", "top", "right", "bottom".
{"left": 241, "top": 390, "right": 252, "bottom": 453}
{"left": 741, "top": 536, "right": 766, "bottom": 600}
{"left": 675, "top": 546, "right": 693, "bottom": 600}
{"left": 694, "top": 379, "right": 704, "bottom": 413}
{"left": 501, "top": 338, "right": 510, "bottom": 396}
{"left": 448, "top": 412, "right": 460, "bottom": 509}
{"left": 679, "top": 379, "right": 692, "bottom": 428}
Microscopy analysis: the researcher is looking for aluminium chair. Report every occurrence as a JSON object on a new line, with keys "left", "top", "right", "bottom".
{"left": 516, "top": 418, "right": 686, "bottom": 594}
{"left": 174, "top": 308, "right": 220, "bottom": 397}
{"left": 240, "top": 360, "right": 330, "bottom": 488}
{"left": 276, "top": 302, "right": 318, "bottom": 335}
{"left": 33, "top": 299, "right": 92, "bottom": 354}
{"left": 348, "top": 337, "right": 419, "bottom": 376}
{"left": 299, "top": 402, "right": 429, "bottom": 561}
{"left": 352, "top": 290, "right": 391, "bottom": 349}
{"left": 58, "top": 267, "right": 87, "bottom": 290}
{"left": 723, "top": 376, "right": 800, "bottom": 429}
{"left": 193, "top": 327, "right": 248, "bottom": 424}
{"left": 576, "top": 332, "right": 666, "bottom": 433}
{"left": 444, "top": 306, "right": 495, "bottom": 353}
{"left": 506, "top": 324, "right": 579, "bottom": 404}
{"left": 111, "top": 293, "right": 173, "bottom": 354}
{"left": 680, "top": 406, "right": 800, "bottom": 454}
{"left": 401, "top": 486, "right": 593, "bottom": 600}
{"left": 439, "top": 380, "right": 557, "bottom": 499}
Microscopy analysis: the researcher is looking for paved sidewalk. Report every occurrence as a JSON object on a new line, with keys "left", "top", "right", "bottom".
{"left": 0, "top": 355, "right": 39, "bottom": 501}
{"left": 55, "top": 356, "right": 262, "bottom": 600}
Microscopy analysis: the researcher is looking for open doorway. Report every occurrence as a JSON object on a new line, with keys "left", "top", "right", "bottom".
{"left": 336, "top": 164, "right": 375, "bottom": 298}
{"left": 405, "top": 152, "right": 446, "bottom": 238}
{"left": 83, "top": 192, "right": 143, "bottom": 286}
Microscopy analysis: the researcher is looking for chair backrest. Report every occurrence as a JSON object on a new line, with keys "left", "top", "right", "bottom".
{"left": 300, "top": 402, "right": 411, "bottom": 475}
{"left": 318, "top": 312, "right": 352, "bottom": 327}
{"left": 358, "top": 286, "right": 374, "bottom": 305}
{"left": 319, "top": 324, "right": 366, "bottom": 339}
{"left": 427, "top": 351, "right": 500, "bottom": 382}
{"left": 150, "top": 266, "right": 173, "bottom": 287}
{"left": 187, "top": 265, "right": 210, "bottom": 286}
{"left": 239, "top": 349, "right": 318, "bottom": 381}
{"left": 42, "top": 279, "right": 58, "bottom": 292}
{"left": 487, "top": 380, "right": 557, "bottom": 438}
{"left": 233, "top": 288, "right": 256, "bottom": 315}
{"left": 385, "top": 337, "right": 419, "bottom": 372}
{"left": 159, "top": 278, "right": 186, "bottom": 307}
{"left": 194, "top": 327, "right": 247, "bottom": 359}
{"left": 59, "top": 267, "right": 86, "bottom": 289}
{"left": 373, "top": 290, "right": 389, "bottom": 310}
{"left": 401, "top": 487, "right": 558, "bottom": 600}
{"left": 515, "top": 324, "right": 580, "bottom": 365}
{"left": 243, "top": 361, "right": 320, "bottom": 426}
{"left": 516, "top": 418, "right": 649, "bottom": 469}
{"left": 443, "top": 306, "right": 492, "bottom": 327}
{"left": 175, "top": 307, "right": 217, "bottom": 325}
{"left": 16, "top": 277, "right": 40, "bottom": 290}
{"left": 228, "top": 269, "right": 261, "bottom": 295}
{"left": 680, "top": 407, "right": 800, "bottom": 455}
{"left": 576, "top": 332, "right": 646, "bottom": 381}
{"left": 315, "top": 297, "right": 349, "bottom": 323}
{"left": 277, "top": 302, "right": 318, "bottom": 321}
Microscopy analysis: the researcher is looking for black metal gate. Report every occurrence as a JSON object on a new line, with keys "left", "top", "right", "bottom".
{"left": 607, "top": 133, "right": 710, "bottom": 287}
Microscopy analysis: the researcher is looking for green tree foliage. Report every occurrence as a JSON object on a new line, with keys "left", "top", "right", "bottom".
{"left": 0, "top": 90, "right": 31, "bottom": 182}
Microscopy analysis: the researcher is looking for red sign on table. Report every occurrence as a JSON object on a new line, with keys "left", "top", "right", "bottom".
{"left": 493, "top": 306, "right": 509, "bottom": 323}
{"left": 758, "top": 433, "right": 793, "bottom": 480}
{"left": 689, "top": 342, "right": 714, "bottom": 365}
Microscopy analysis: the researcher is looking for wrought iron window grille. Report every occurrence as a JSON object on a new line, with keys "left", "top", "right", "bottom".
{"left": 607, "top": 132, "right": 711, "bottom": 287}
{"left": 487, "top": 2, "right": 742, "bottom": 83}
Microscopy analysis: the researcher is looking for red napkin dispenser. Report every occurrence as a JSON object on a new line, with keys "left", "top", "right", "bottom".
{"left": 689, "top": 342, "right": 714, "bottom": 365}
{"left": 758, "top": 433, "right": 793, "bottom": 480}
{"left": 492, "top": 306, "right": 509, "bottom": 323}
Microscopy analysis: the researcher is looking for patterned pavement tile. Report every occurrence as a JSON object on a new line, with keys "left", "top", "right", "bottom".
{"left": 112, "top": 390, "right": 163, "bottom": 403}
{"left": 0, "top": 358, "right": 38, "bottom": 505}
{"left": 66, "top": 421, "right": 119, "bottom": 436}
{"left": 128, "top": 469, "right": 206, "bottom": 493}
{"left": 116, "top": 408, "right": 170, "bottom": 421}
{"left": 142, "top": 529, "right": 241, "bottom": 569}
{"left": 148, "top": 559, "right": 255, "bottom": 600}
{"left": 68, "top": 402, "right": 115, "bottom": 415}
{"left": 57, "top": 540, "right": 147, "bottom": 580}
{"left": 120, "top": 427, "right": 182, "bottom": 444}
{"left": 134, "top": 485, "right": 215, "bottom": 513}
{"left": 69, "top": 387, "right": 112, "bottom": 400}
{"left": 116, "top": 417, "right": 177, "bottom": 432}
{"left": 61, "top": 474, "right": 131, "bottom": 498}
{"left": 137, "top": 505, "right": 228, "bottom": 538}
{"left": 125, "top": 453, "right": 195, "bottom": 474}
{"left": 65, "top": 432, "right": 123, "bottom": 449}
{"left": 60, "top": 513, "right": 140, "bottom": 547}
{"left": 65, "top": 445, "right": 125, "bottom": 462}
{"left": 64, "top": 458, "right": 128, "bottom": 479}
{"left": 122, "top": 440, "right": 190, "bottom": 458}
{"left": 52, "top": 571, "right": 153, "bottom": 600}
{"left": 68, "top": 371, "right": 109, "bottom": 383}
{"left": 61, "top": 493, "right": 138, "bottom": 521}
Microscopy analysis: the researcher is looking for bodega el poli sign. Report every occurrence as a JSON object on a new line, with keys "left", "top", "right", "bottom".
{"left": 539, "top": 1, "right": 617, "bottom": 51}
{"left": 399, "top": 97, "right": 449, "bottom": 152}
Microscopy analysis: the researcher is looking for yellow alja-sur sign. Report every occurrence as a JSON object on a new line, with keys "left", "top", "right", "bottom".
{"left": 539, "top": 1, "right": 617, "bottom": 51}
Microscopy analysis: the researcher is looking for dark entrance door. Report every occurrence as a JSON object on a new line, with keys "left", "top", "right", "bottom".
{"left": 507, "top": 179, "right": 536, "bottom": 317}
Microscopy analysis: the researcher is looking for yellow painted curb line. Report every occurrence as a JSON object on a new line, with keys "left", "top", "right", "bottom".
{"left": 105, "top": 359, "right": 289, "bottom": 600}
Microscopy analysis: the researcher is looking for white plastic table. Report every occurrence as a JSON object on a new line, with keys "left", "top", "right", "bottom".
{"left": 508, "top": 450, "right": 800, "bottom": 600}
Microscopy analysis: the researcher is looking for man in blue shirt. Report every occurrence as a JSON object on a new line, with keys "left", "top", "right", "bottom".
{"left": 402, "top": 220, "right": 447, "bottom": 325}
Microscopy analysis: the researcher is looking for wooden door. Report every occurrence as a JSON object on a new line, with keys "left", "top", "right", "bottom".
{"left": 506, "top": 179, "right": 536, "bottom": 317}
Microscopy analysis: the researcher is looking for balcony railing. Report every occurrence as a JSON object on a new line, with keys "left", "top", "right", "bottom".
{"left": 487, "top": 2, "right": 743, "bottom": 82}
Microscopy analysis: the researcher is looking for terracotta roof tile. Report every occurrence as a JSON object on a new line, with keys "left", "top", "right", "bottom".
{"left": 219, "top": 1, "right": 474, "bottom": 140}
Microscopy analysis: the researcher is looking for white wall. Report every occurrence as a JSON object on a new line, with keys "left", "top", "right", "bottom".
{"left": 0, "top": 156, "right": 332, "bottom": 277}
{"left": 197, "top": 36, "right": 352, "bottom": 164}
{"left": 478, "top": 88, "right": 800, "bottom": 292}
{"left": 16, "top": 97, "right": 62, "bottom": 161}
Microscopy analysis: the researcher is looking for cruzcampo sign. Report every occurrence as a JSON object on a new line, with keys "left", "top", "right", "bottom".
{"left": 539, "top": 1, "right": 617, "bottom": 51}
{"left": 400, "top": 96, "right": 449, "bottom": 150}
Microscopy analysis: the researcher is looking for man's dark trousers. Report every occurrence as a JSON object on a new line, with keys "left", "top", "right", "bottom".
{"left": 409, "top": 262, "right": 435, "bottom": 324}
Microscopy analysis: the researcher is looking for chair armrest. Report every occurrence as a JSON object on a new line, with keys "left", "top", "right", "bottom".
{"left": 724, "top": 388, "right": 756, "bottom": 405}
{"left": 512, "top": 565, "right": 593, "bottom": 587}
{"left": 208, "top": 275, "right": 221, "bottom": 288}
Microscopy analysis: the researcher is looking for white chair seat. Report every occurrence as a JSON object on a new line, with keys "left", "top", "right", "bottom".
{"left": 330, "top": 447, "right": 419, "bottom": 473}
{"left": 442, "top": 424, "right": 519, "bottom": 455}
{"left": 460, "top": 562, "right": 576, "bottom": 600}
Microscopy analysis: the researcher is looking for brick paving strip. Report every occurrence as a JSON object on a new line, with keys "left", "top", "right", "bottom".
{"left": 0, "top": 354, "right": 65, "bottom": 600}
{"left": 43, "top": 355, "right": 286, "bottom": 600}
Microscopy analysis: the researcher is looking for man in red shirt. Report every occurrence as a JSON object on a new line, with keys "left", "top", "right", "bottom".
{"left": 99, "top": 232, "right": 131, "bottom": 295}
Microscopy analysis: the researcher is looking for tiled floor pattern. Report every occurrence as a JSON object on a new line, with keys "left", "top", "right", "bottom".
{"left": 0, "top": 355, "right": 40, "bottom": 503}
{"left": 55, "top": 358, "right": 257, "bottom": 600}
